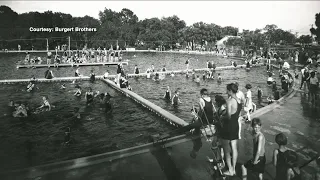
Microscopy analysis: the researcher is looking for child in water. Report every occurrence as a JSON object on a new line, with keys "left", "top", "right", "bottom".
{"left": 74, "top": 85, "right": 81, "bottom": 96}
{"left": 217, "top": 73, "right": 222, "bottom": 83}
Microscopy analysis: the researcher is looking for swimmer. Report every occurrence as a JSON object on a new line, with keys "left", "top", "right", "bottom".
{"left": 26, "top": 81, "right": 35, "bottom": 92}
{"left": 12, "top": 102, "right": 28, "bottom": 117}
{"left": 267, "top": 74, "right": 274, "bottom": 85}
{"left": 127, "top": 84, "right": 132, "bottom": 91}
{"left": 64, "top": 127, "right": 71, "bottom": 145}
{"left": 163, "top": 86, "right": 171, "bottom": 100}
{"left": 162, "top": 66, "right": 166, "bottom": 72}
{"left": 217, "top": 73, "right": 222, "bottom": 83}
{"left": 134, "top": 65, "right": 139, "bottom": 74}
{"left": 61, "top": 83, "right": 66, "bottom": 89}
{"left": 257, "top": 86, "right": 263, "bottom": 101}
{"left": 186, "top": 71, "right": 189, "bottom": 78}
{"left": 172, "top": 90, "right": 181, "bottom": 106}
{"left": 105, "top": 97, "right": 113, "bottom": 114}
{"left": 90, "top": 70, "right": 96, "bottom": 82}
{"left": 170, "top": 72, "right": 175, "bottom": 77}
{"left": 94, "top": 91, "right": 100, "bottom": 98}
{"left": 37, "top": 96, "right": 51, "bottom": 111}
{"left": 195, "top": 75, "right": 200, "bottom": 83}
{"left": 74, "top": 85, "right": 81, "bottom": 96}
{"left": 85, "top": 87, "right": 94, "bottom": 106}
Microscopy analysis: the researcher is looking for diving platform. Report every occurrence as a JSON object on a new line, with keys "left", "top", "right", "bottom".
{"left": 16, "top": 62, "right": 128, "bottom": 69}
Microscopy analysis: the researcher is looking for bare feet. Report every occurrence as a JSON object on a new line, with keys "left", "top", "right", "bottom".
{"left": 223, "top": 170, "right": 235, "bottom": 176}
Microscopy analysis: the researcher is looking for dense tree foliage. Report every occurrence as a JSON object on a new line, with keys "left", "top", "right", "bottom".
{"left": 310, "top": 13, "right": 320, "bottom": 43}
{"left": 0, "top": 5, "right": 314, "bottom": 50}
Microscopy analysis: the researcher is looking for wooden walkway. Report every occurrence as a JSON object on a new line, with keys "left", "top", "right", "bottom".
{"left": 16, "top": 62, "right": 128, "bottom": 69}
{"left": 101, "top": 78, "right": 189, "bottom": 127}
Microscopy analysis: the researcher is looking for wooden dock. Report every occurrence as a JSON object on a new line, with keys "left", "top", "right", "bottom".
{"left": 102, "top": 78, "right": 189, "bottom": 127}
{"left": 16, "top": 62, "right": 128, "bottom": 69}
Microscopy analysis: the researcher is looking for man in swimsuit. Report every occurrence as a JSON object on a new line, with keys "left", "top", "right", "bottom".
{"left": 199, "top": 88, "right": 215, "bottom": 125}
{"left": 221, "top": 83, "right": 242, "bottom": 176}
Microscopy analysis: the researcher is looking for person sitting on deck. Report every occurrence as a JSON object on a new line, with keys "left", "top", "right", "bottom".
{"left": 198, "top": 88, "right": 215, "bottom": 125}
{"left": 44, "top": 67, "right": 54, "bottom": 79}
{"left": 119, "top": 76, "right": 129, "bottom": 88}
{"left": 26, "top": 81, "right": 35, "bottom": 92}
{"left": 171, "top": 90, "right": 181, "bottom": 106}
{"left": 37, "top": 96, "right": 51, "bottom": 111}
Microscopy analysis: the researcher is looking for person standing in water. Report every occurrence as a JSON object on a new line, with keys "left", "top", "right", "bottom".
{"left": 185, "top": 59, "right": 190, "bottom": 70}
{"left": 244, "top": 84, "right": 253, "bottom": 122}
{"left": 163, "top": 86, "right": 171, "bottom": 101}
{"left": 27, "top": 81, "right": 35, "bottom": 92}
{"left": 134, "top": 65, "right": 140, "bottom": 74}
{"left": 172, "top": 90, "right": 181, "bottom": 106}
{"left": 90, "top": 70, "right": 96, "bottom": 83}
{"left": 198, "top": 88, "right": 215, "bottom": 125}
{"left": 45, "top": 67, "right": 54, "bottom": 79}
{"left": 37, "top": 96, "right": 51, "bottom": 111}
{"left": 220, "top": 83, "right": 242, "bottom": 176}
{"left": 75, "top": 67, "right": 80, "bottom": 77}
{"left": 85, "top": 87, "right": 94, "bottom": 106}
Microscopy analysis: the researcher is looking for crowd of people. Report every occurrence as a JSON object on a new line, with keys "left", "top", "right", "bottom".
{"left": 18, "top": 47, "right": 123, "bottom": 66}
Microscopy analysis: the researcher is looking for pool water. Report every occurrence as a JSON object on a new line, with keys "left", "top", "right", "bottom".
{"left": 129, "top": 67, "right": 281, "bottom": 122}
{"left": 0, "top": 80, "right": 175, "bottom": 170}
{"left": 0, "top": 52, "right": 243, "bottom": 80}
{"left": 0, "top": 52, "right": 278, "bottom": 171}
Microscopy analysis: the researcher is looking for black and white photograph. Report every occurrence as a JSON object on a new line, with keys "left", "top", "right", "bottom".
{"left": 0, "top": 1, "right": 320, "bottom": 179}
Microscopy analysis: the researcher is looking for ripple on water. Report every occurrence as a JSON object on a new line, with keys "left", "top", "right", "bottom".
{"left": 270, "top": 126, "right": 291, "bottom": 134}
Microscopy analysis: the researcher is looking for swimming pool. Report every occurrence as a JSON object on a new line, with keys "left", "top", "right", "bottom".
{"left": 0, "top": 81, "right": 175, "bottom": 170}
{"left": 0, "top": 52, "right": 243, "bottom": 80}
{"left": 129, "top": 67, "right": 281, "bottom": 122}
{"left": 0, "top": 52, "right": 275, "bottom": 171}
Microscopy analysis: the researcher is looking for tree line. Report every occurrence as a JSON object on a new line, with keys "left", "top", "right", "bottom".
{"left": 0, "top": 5, "right": 319, "bottom": 50}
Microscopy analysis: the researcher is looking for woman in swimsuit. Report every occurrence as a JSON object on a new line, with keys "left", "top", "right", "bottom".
{"left": 163, "top": 86, "right": 171, "bottom": 101}
{"left": 221, "top": 83, "right": 242, "bottom": 176}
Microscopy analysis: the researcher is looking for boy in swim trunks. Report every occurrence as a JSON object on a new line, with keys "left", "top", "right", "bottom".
{"left": 242, "top": 118, "right": 266, "bottom": 180}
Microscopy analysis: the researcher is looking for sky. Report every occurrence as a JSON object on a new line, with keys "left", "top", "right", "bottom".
{"left": 2, "top": 1, "right": 320, "bottom": 35}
